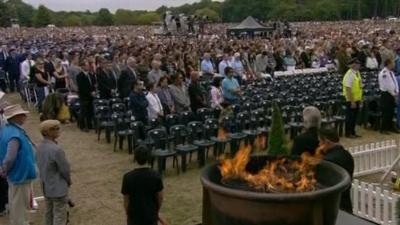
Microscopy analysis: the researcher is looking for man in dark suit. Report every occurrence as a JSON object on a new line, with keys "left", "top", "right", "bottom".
{"left": 188, "top": 71, "right": 206, "bottom": 112}
{"left": 291, "top": 106, "right": 321, "bottom": 156}
{"left": 0, "top": 45, "right": 7, "bottom": 69}
{"left": 300, "top": 47, "right": 312, "bottom": 69}
{"left": 76, "top": 59, "right": 95, "bottom": 131}
{"left": 118, "top": 57, "right": 137, "bottom": 99}
{"left": 4, "top": 48, "right": 20, "bottom": 92}
{"left": 97, "top": 58, "right": 117, "bottom": 99}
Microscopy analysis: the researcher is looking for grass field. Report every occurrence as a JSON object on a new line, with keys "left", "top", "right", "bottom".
{"left": 0, "top": 93, "right": 398, "bottom": 225}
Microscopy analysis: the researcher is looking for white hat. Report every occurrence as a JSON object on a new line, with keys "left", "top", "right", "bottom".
{"left": 3, "top": 104, "right": 29, "bottom": 120}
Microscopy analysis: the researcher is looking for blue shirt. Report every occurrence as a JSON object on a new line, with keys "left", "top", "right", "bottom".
{"left": 219, "top": 60, "right": 231, "bottom": 76}
{"left": 0, "top": 123, "right": 36, "bottom": 184}
{"left": 231, "top": 59, "right": 244, "bottom": 76}
{"left": 201, "top": 59, "right": 214, "bottom": 74}
{"left": 222, "top": 77, "right": 240, "bottom": 100}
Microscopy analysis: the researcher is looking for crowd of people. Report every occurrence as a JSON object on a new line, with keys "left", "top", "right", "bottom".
{"left": 0, "top": 19, "right": 399, "bottom": 225}
{"left": 0, "top": 21, "right": 399, "bottom": 129}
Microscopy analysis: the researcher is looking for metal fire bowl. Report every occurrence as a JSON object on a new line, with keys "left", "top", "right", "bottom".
{"left": 201, "top": 155, "right": 351, "bottom": 225}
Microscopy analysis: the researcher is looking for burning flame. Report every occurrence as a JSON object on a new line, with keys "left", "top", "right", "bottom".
{"left": 219, "top": 144, "right": 328, "bottom": 193}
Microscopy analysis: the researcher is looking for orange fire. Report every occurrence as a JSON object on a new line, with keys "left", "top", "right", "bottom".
{"left": 219, "top": 144, "right": 327, "bottom": 193}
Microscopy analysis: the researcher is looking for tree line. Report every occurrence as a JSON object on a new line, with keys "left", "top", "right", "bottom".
{"left": 0, "top": 0, "right": 400, "bottom": 27}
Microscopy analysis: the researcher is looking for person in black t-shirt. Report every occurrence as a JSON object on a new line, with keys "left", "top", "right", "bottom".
{"left": 318, "top": 128, "right": 354, "bottom": 214}
{"left": 121, "top": 145, "right": 164, "bottom": 225}
{"left": 33, "top": 58, "right": 50, "bottom": 112}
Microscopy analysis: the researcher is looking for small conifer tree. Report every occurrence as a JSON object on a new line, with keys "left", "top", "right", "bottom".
{"left": 267, "top": 102, "right": 289, "bottom": 156}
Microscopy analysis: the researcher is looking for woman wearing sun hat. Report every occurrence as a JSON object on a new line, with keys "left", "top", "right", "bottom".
{"left": 0, "top": 104, "right": 37, "bottom": 225}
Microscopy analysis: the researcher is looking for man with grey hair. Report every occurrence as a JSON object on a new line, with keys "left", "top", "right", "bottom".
{"left": 147, "top": 60, "right": 164, "bottom": 85}
{"left": 291, "top": 106, "right": 321, "bottom": 156}
{"left": 118, "top": 57, "right": 137, "bottom": 99}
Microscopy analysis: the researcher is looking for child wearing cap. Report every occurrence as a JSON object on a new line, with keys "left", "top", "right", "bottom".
{"left": 36, "top": 120, "right": 72, "bottom": 225}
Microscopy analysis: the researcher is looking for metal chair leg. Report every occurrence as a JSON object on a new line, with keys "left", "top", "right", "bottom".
{"left": 113, "top": 136, "right": 118, "bottom": 152}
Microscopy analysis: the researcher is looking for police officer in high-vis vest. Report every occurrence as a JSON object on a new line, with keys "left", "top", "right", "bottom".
{"left": 378, "top": 59, "right": 399, "bottom": 134}
{"left": 342, "top": 58, "right": 363, "bottom": 138}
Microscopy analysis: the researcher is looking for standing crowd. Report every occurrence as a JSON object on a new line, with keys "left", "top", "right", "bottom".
{"left": 0, "top": 20, "right": 399, "bottom": 225}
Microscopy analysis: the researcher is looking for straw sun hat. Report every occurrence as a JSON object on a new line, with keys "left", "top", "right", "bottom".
{"left": 3, "top": 104, "right": 29, "bottom": 120}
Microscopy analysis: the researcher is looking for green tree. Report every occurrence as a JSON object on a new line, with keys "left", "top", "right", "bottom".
{"left": 195, "top": 7, "right": 220, "bottom": 22}
{"left": 115, "top": 9, "right": 135, "bottom": 25}
{"left": 80, "top": 14, "right": 95, "bottom": 26}
{"left": 267, "top": 102, "right": 289, "bottom": 156}
{"left": 94, "top": 8, "right": 114, "bottom": 26}
{"left": 0, "top": 0, "right": 11, "bottom": 27}
{"left": 136, "top": 12, "right": 160, "bottom": 25}
{"left": 155, "top": 5, "right": 168, "bottom": 14}
{"left": 64, "top": 14, "right": 82, "bottom": 26}
{"left": 5, "top": 0, "right": 35, "bottom": 26}
{"left": 33, "top": 5, "right": 53, "bottom": 27}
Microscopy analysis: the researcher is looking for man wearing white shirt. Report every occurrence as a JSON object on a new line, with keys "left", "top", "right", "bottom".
{"left": 378, "top": 59, "right": 399, "bottom": 134}
{"left": 19, "top": 53, "right": 34, "bottom": 101}
{"left": 146, "top": 82, "right": 164, "bottom": 121}
{"left": 200, "top": 53, "right": 214, "bottom": 77}
{"left": 20, "top": 53, "right": 33, "bottom": 83}
{"left": 230, "top": 53, "right": 244, "bottom": 84}
{"left": 218, "top": 54, "right": 231, "bottom": 77}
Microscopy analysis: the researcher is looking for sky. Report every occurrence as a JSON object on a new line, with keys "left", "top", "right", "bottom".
{"left": 23, "top": 0, "right": 218, "bottom": 12}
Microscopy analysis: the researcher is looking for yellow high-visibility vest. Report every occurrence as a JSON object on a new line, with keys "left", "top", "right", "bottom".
{"left": 342, "top": 69, "right": 363, "bottom": 102}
